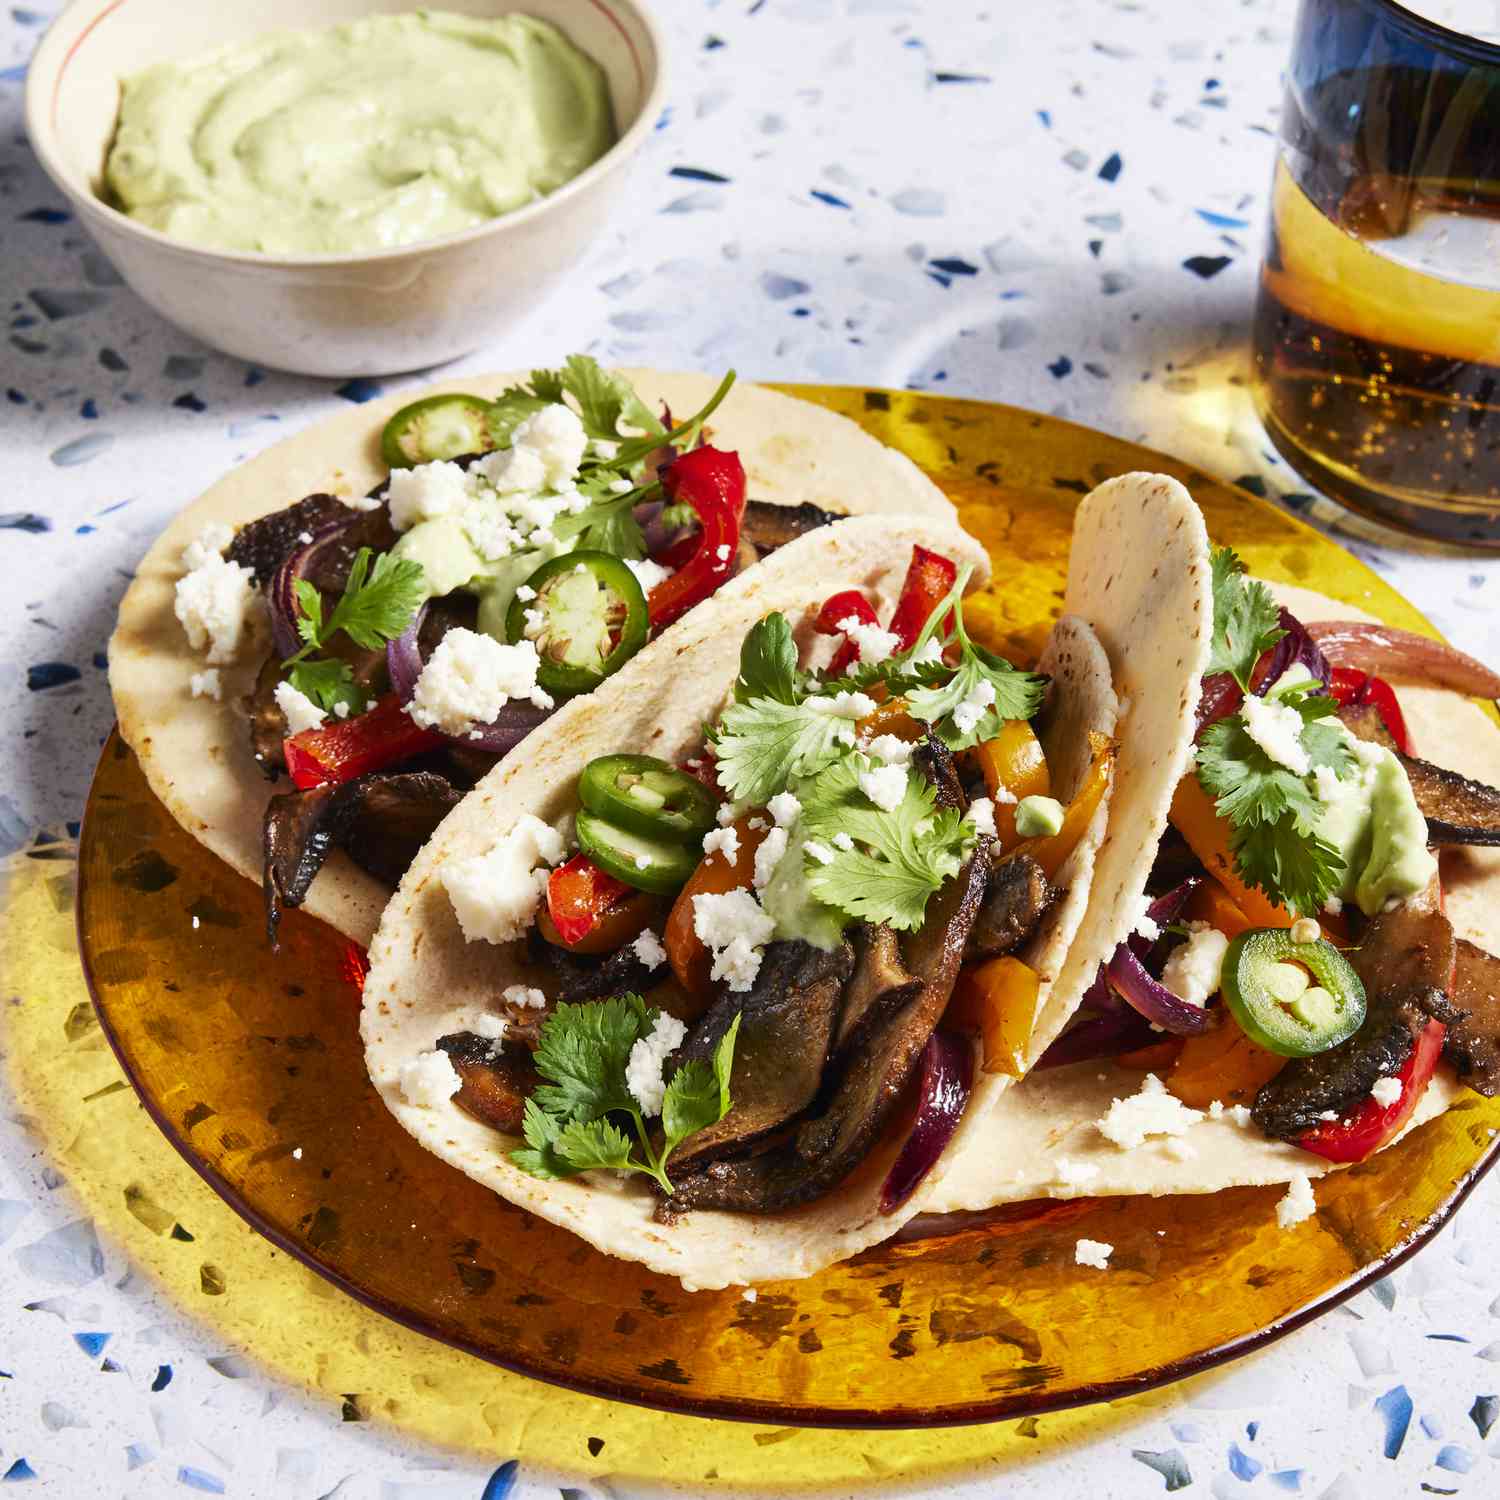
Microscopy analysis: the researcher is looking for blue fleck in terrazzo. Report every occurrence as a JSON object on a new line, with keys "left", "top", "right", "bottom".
{"left": 3, "top": 0, "right": 1500, "bottom": 1496}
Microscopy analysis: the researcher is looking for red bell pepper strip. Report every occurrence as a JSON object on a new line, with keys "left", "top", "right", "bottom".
{"left": 888, "top": 545, "right": 959, "bottom": 650}
{"left": 645, "top": 446, "right": 747, "bottom": 630}
{"left": 1328, "top": 667, "right": 1413, "bottom": 756}
{"left": 815, "top": 589, "right": 880, "bottom": 676}
{"left": 546, "top": 853, "right": 632, "bottom": 947}
{"left": 1295, "top": 1017, "right": 1445, "bottom": 1164}
{"left": 284, "top": 693, "right": 443, "bottom": 790}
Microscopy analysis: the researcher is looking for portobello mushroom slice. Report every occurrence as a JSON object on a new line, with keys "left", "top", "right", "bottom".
{"left": 1252, "top": 900, "right": 1460, "bottom": 1140}
{"left": 225, "top": 493, "right": 353, "bottom": 586}
{"left": 1443, "top": 939, "right": 1500, "bottom": 1096}
{"left": 263, "top": 770, "right": 460, "bottom": 947}
{"left": 912, "top": 731, "right": 965, "bottom": 811}
{"left": 835, "top": 923, "right": 921, "bottom": 1054}
{"left": 969, "top": 853, "right": 1055, "bottom": 960}
{"left": 1337, "top": 702, "right": 1500, "bottom": 846}
{"left": 246, "top": 654, "right": 291, "bottom": 780}
{"left": 740, "top": 499, "right": 841, "bottom": 558}
{"left": 436, "top": 1031, "right": 539, "bottom": 1134}
{"left": 667, "top": 846, "right": 990, "bottom": 1213}
{"left": 667, "top": 939, "right": 854, "bottom": 1175}
{"left": 524, "top": 927, "right": 655, "bottom": 1005}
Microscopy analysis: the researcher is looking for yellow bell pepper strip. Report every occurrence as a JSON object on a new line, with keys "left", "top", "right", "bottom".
{"left": 946, "top": 955, "right": 1042, "bottom": 1076}
{"left": 974, "top": 718, "right": 1051, "bottom": 851}
{"left": 1002, "top": 731, "right": 1115, "bottom": 880}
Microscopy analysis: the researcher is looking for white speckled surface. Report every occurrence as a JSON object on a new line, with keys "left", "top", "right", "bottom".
{"left": 4, "top": 1, "right": 1500, "bottom": 1495}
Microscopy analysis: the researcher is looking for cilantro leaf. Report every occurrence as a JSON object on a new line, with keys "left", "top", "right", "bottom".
{"left": 662, "top": 1012, "right": 741, "bottom": 1162}
{"left": 907, "top": 644, "right": 1047, "bottom": 750}
{"left": 1228, "top": 817, "right": 1348, "bottom": 924}
{"left": 509, "top": 1097, "right": 579, "bottom": 1181}
{"left": 735, "top": 614, "right": 802, "bottom": 704}
{"left": 800, "top": 757, "right": 967, "bottom": 930}
{"left": 485, "top": 386, "right": 554, "bottom": 447}
{"left": 323, "top": 548, "right": 429, "bottom": 652}
{"left": 711, "top": 697, "right": 858, "bottom": 805}
{"left": 1206, "top": 545, "right": 1284, "bottom": 691}
{"left": 286, "top": 657, "right": 362, "bottom": 717}
{"left": 529, "top": 995, "right": 651, "bottom": 1124}
{"left": 551, "top": 478, "right": 648, "bottom": 559}
{"left": 561, "top": 355, "right": 665, "bottom": 443}
{"left": 293, "top": 579, "right": 323, "bottom": 646}
{"left": 553, "top": 1116, "right": 640, "bottom": 1174}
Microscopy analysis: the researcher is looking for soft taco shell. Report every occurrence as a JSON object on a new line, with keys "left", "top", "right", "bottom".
{"left": 108, "top": 372, "right": 961, "bottom": 948}
{"left": 361, "top": 514, "right": 1131, "bottom": 1287}
{"left": 926, "top": 581, "right": 1499, "bottom": 1209}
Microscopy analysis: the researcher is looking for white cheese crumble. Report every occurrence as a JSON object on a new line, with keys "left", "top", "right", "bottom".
{"left": 715, "top": 543, "right": 732, "bottom": 562}
{"left": 1242, "top": 689, "right": 1311, "bottom": 775}
{"left": 1074, "top": 1238, "right": 1114, "bottom": 1269}
{"left": 753, "top": 826, "right": 789, "bottom": 890}
{"left": 692, "top": 888, "right": 775, "bottom": 992}
{"left": 188, "top": 669, "right": 222, "bottom": 701}
{"left": 631, "top": 929, "right": 668, "bottom": 970}
{"left": 1276, "top": 1171, "right": 1316, "bottom": 1229}
{"left": 180, "top": 521, "right": 234, "bottom": 571}
{"left": 864, "top": 733, "right": 915, "bottom": 766}
{"left": 911, "top": 638, "right": 945, "bottom": 665}
{"left": 625, "top": 1011, "right": 687, "bottom": 1117}
{"left": 858, "top": 762, "right": 908, "bottom": 813}
{"left": 1052, "top": 1156, "right": 1100, "bottom": 1188}
{"left": 175, "top": 553, "right": 258, "bottom": 664}
{"left": 807, "top": 690, "right": 876, "bottom": 720}
{"left": 965, "top": 797, "right": 997, "bottom": 839}
{"left": 625, "top": 556, "right": 672, "bottom": 593}
{"left": 399, "top": 1050, "right": 461, "bottom": 1110}
{"left": 804, "top": 840, "right": 836, "bottom": 865}
{"left": 1207, "top": 1099, "right": 1253, "bottom": 1128}
{"left": 1160, "top": 922, "right": 1229, "bottom": 1007}
{"left": 274, "top": 680, "right": 327, "bottom": 736}
{"left": 1323, "top": 895, "right": 1345, "bottom": 916}
{"left": 1129, "top": 892, "right": 1161, "bottom": 944}
{"left": 442, "top": 814, "right": 565, "bottom": 945}
{"left": 408, "top": 628, "right": 552, "bottom": 735}
{"left": 767, "top": 791, "right": 802, "bottom": 828}
{"left": 501, "top": 984, "right": 547, "bottom": 1010}
{"left": 515, "top": 583, "right": 537, "bottom": 602}
{"left": 508, "top": 404, "right": 588, "bottom": 491}
{"left": 951, "top": 676, "right": 997, "bottom": 737}
{"left": 741, "top": 1288, "right": 758, "bottom": 1303}
{"left": 385, "top": 459, "right": 471, "bottom": 531}
{"left": 1096, "top": 1072, "right": 1204, "bottom": 1150}
{"left": 835, "top": 613, "right": 901, "bottom": 664}
{"left": 702, "top": 825, "right": 741, "bottom": 861}
{"left": 715, "top": 802, "right": 738, "bottom": 826}
{"left": 1370, "top": 1075, "right": 1403, "bottom": 1108}
{"left": 832, "top": 832, "right": 855, "bottom": 852}
{"left": 472, "top": 1012, "right": 508, "bottom": 1041}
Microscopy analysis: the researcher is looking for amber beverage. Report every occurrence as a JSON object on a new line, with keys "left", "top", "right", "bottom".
{"left": 1250, "top": 4, "right": 1500, "bottom": 548}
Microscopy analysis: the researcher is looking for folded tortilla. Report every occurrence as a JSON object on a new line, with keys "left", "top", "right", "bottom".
{"left": 361, "top": 473, "right": 1215, "bottom": 1287}
{"left": 107, "top": 372, "right": 961, "bottom": 947}
{"left": 926, "top": 581, "right": 1500, "bottom": 1210}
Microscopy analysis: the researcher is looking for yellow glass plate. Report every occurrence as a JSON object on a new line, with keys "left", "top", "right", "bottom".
{"left": 73, "top": 387, "right": 1500, "bottom": 1436}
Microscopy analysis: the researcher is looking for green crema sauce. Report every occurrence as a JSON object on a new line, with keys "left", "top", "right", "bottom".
{"left": 104, "top": 11, "right": 616, "bottom": 255}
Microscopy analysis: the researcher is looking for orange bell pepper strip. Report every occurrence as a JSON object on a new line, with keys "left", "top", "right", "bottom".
{"left": 974, "top": 719, "right": 1051, "bottom": 851}
{"left": 663, "top": 816, "right": 768, "bottom": 1005}
{"left": 1168, "top": 1009, "right": 1288, "bottom": 1108}
{"left": 1182, "top": 878, "right": 1255, "bottom": 940}
{"left": 1169, "top": 773, "right": 1299, "bottom": 927}
{"left": 855, "top": 695, "right": 925, "bottom": 744}
{"left": 946, "top": 955, "right": 1042, "bottom": 1076}
{"left": 1003, "top": 731, "right": 1115, "bottom": 880}
{"left": 1116, "top": 1038, "right": 1186, "bottom": 1072}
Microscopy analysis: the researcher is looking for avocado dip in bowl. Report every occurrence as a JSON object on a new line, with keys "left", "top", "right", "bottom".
{"left": 25, "top": 0, "right": 665, "bottom": 374}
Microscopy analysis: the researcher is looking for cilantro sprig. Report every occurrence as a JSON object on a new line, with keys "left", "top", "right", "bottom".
{"left": 1206, "top": 545, "right": 1284, "bottom": 691}
{"left": 510, "top": 996, "right": 741, "bottom": 1195}
{"left": 281, "top": 545, "right": 426, "bottom": 715}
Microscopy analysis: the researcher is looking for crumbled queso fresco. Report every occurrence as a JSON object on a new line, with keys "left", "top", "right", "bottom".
{"left": 1096, "top": 1072, "right": 1204, "bottom": 1149}
{"left": 175, "top": 550, "right": 259, "bottom": 664}
{"left": 408, "top": 628, "right": 552, "bottom": 736}
{"left": 631, "top": 928, "right": 668, "bottom": 969}
{"left": 1370, "top": 1075, "right": 1403, "bottom": 1107}
{"left": 857, "top": 761, "right": 909, "bottom": 813}
{"left": 274, "top": 679, "right": 327, "bottom": 735}
{"left": 1241, "top": 683, "right": 1312, "bottom": 776}
{"left": 1160, "top": 922, "right": 1229, "bottom": 1007}
{"left": 836, "top": 613, "right": 901, "bottom": 664}
{"left": 1276, "top": 1171, "right": 1317, "bottom": 1229}
{"left": 1074, "top": 1238, "right": 1114, "bottom": 1269}
{"left": 625, "top": 1012, "right": 688, "bottom": 1117}
{"left": 442, "top": 814, "right": 565, "bottom": 945}
{"left": 692, "top": 888, "right": 776, "bottom": 991}
{"left": 399, "top": 1048, "right": 461, "bottom": 1109}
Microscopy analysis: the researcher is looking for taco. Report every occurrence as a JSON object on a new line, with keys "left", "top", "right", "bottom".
{"left": 107, "top": 362, "right": 963, "bottom": 949}
{"left": 925, "top": 568, "right": 1500, "bottom": 1224}
{"left": 360, "top": 475, "right": 1213, "bottom": 1288}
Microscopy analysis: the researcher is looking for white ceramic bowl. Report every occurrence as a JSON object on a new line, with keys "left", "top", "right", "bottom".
{"left": 25, "top": 0, "right": 666, "bottom": 376}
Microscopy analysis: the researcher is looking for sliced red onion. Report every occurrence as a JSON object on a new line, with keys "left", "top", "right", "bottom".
{"left": 267, "top": 512, "right": 372, "bottom": 661}
{"left": 1256, "top": 607, "right": 1331, "bottom": 693}
{"left": 1106, "top": 942, "right": 1214, "bottom": 1036}
{"left": 1036, "top": 1006, "right": 1155, "bottom": 1069}
{"left": 1307, "top": 620, "right": 1500, "bottom": 701}
{"left": 386, "top": 606, "right": 427, "bottom": 705}
{"left": 1133, "top": 876, "right": 1202, "bottom": 952}
{"left": 879, "top": 1029, "right": 974, "bottom": 1214}
{"left": 1194, "top": 671, "right": 1244, "bottom": 738}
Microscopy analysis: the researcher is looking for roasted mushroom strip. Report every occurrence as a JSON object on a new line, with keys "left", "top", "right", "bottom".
{"left": 835, "top": 923, "right": 921, "bottom": 1055}
{"left": 525, "top": 928, "right": 655, "bottom": 1005}
{"left": 436, "top": 1032, "right": 539, "bottom": 1134}
{"left": 1252, "top": 900, "right": 1460, "bottom": 1139}
{"left": 739, "top": 499, "right": 840, "bottom": 558}
{"left": 226, "top": 493, "right": 352, "bottom": 586}
{"left": 1443, "top": 940, "right": 1500, "bottom": 1096}
{"left": 970, "top": 854, "right": 1055, "bottom": 960}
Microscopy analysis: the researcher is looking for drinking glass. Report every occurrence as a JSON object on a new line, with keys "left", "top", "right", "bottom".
{"left": 1250, "top": 0, "right": 1500, "bottom": 548}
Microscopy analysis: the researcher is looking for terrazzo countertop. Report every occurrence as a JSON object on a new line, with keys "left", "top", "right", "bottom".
{"left": 3, "top": 1, "right": 1500, "bottom": 1496}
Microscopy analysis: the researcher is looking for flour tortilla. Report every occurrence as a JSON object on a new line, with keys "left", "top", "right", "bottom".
{"left": 361, "top": 513, "right": 1132, "bottom": 1288}
{"left": 108, "top": 372, "right": 961, "bottom": 947}
{"left": 926, "top": 581, "right": 1500, "bottom": 1210}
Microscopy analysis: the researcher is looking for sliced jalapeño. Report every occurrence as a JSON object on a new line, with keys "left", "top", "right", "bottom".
{"left": 579, "top": 754, "right": 718, "bottom": 843}
{"left": 1221, "top": 928, "right": 1367, "bottom": 1058}
{"left": 575, "top": 809, "right": 698, "bottom": 895}
{"left": 381, "top": 393, "right": 497, "bottom": 469}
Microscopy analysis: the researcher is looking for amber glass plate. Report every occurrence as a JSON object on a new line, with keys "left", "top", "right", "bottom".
{"left": 79, "top": 387, "right": 1500, "bottom": 1429}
